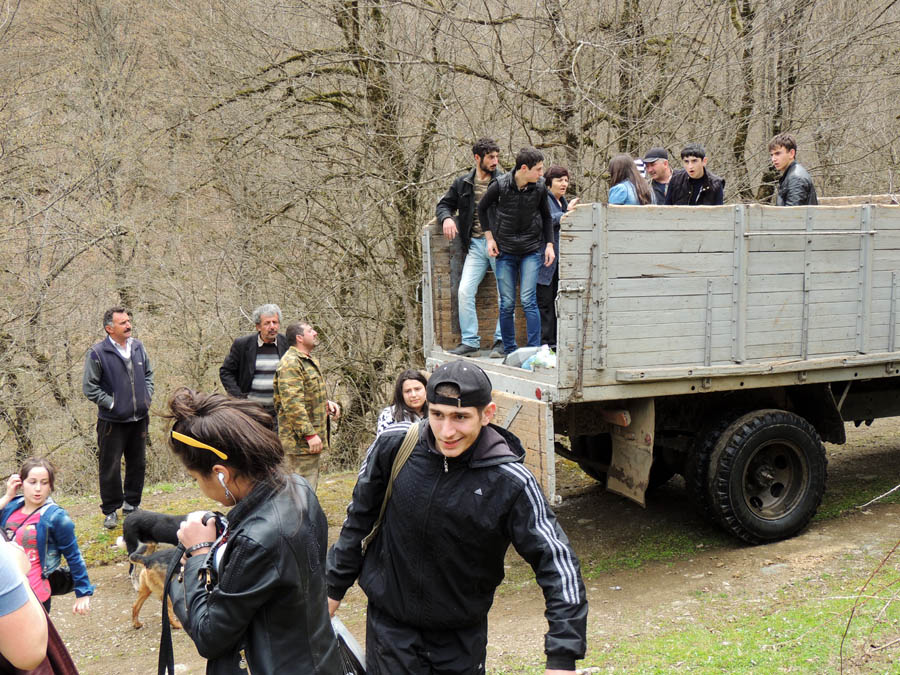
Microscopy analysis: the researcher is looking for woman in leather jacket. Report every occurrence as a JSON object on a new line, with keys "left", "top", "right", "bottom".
{"left": 167, "top": 388, "right": 342, "bottom": 674}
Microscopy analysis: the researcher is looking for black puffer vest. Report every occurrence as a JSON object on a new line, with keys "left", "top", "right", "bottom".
{"left": 491, "top": 172, "right": 548, "bottom": 255}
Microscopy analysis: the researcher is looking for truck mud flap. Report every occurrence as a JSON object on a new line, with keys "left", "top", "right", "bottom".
{"left": 492, "top": 390, "right": 557, "bottom": 503}
{"left": 607, "top": 398, "right": 654, "bottom": 507}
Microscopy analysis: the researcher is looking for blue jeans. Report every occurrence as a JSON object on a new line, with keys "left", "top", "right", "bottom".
{"left": 458, "top": 237, "right": 502, "bottom": 348}
{"left": 495, "top": 250, "right": 542, "bottom": 354}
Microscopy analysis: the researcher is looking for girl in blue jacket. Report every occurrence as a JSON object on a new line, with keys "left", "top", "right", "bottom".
{"left": 608, "top": 153, "right": 652, "bottom": 205}
{"left": 0, "top": 458, "right": 94, "bottom": 613}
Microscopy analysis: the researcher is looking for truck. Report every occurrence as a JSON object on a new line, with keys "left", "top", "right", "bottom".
{"left": 421, "top": 196, "right": 900, "bottom": 544}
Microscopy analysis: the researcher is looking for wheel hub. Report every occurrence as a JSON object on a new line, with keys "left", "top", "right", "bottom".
{"left": 742, "top": 440, "right": 809, "bottom": 520}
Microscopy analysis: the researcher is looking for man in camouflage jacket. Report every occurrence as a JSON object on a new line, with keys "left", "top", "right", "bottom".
{"left": 273, "top": 322, "right": 340, "bottom": 491}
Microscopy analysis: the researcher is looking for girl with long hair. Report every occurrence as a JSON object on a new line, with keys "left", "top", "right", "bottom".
{"left": 375, "top": 369, "right": 428, "bottom": 436}
{"left": 0, "top": 457, "right": 94, "bottom": 614}
{"left": 608, "top": 153, "right": 652, "bottom": 205}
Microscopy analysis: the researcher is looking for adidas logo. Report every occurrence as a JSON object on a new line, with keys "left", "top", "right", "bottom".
{"left": 474, "top": 488, "right": 483, "bottom": 496}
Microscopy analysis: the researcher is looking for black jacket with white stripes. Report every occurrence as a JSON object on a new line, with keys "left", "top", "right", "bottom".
{"left": 326, "top": 421, "right": 588, "bottom": 671}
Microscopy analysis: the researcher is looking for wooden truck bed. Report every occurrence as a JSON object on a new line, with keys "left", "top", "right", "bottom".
{"left": 422, "top": 202, "right": 900, "bottom": 501}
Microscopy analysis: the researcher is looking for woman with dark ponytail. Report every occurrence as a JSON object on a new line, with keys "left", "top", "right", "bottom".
{"left": 166, "top": 388, "right": 341, "bottom": 674}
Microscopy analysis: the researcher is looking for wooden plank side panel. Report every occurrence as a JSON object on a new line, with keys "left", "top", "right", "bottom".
{"left": 427, "top": 225, "right": 529, "bottom": 351}
{"left": 607, "top": 230, "right": 733, "bottom": 254}
{"left": 492, "top": 392, "right": 553, "bottom": 498}
{"left": 747, "top": 250, "right": 861, "bottom": 275}
{"left": 749, "top": 233, "right": 875, "bottom": 253}
{"left": 746, "top": 204, "right": 863, "bottom": 232}
{"left": 607, "top": 252, "right": 733, "bottom": 279}
{"left": 608, "top": 276, "right": 731, "bottom": 297}
{"left": 606, "top": 205, "right": 737, "bottom": 231}
{"left": 607, "top": 346, "right": 734, "bottom": 369}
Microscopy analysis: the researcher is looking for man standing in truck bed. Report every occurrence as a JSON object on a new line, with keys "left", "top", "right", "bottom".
{"left": 769, "top": 133, "right": 818, "bottom": 206}
{"left": 435, "top": 138, "right": 505, "bottom": 358}
{"left": 478, "top": 146, "right": 555, "bottom": 357}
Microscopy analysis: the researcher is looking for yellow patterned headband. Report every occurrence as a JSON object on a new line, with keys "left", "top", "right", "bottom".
{"left": 171, "top": 431, "right": 229, "bottom": 460}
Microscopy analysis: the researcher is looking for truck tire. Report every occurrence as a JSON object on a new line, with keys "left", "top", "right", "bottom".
{"left": 684, "top": 416, "right": 738, "bottom": 524}
{"left": 707, "top": 410, "right": 827, "bottom": 544}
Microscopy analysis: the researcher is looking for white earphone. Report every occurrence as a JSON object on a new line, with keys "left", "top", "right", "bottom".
{"left": 217, "top": 472, "right": 226, "bottom": 487}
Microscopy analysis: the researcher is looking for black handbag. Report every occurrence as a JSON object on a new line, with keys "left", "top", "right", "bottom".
{"left": 46, "top": 567, "right": 74, "bottom": 597}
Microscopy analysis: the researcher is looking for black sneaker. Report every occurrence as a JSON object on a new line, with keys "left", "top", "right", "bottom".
{"left": 488, "top": 340, "right": 505, "bottom": 359}
{"left": 103, "top": 512, "right": 118, "bottom": 530}
{"left": 449, "top": 343, "right": 478, "bottom": 356}
{"left": 122, "top": 503, "right": 137, "bottom": 515}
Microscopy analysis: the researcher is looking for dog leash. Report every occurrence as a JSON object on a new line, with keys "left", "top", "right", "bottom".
{"left": 157, "top": 543, "right": 184, "bottom": 675}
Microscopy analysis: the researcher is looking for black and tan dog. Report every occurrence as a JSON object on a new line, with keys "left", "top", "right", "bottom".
{"left": 130, "top": 547, "right": 182, "bottom": 630}
{"left": 120, "top": 508, "right": 184, "bottom": 557}
{"left": 117, "top": 509, "right": 185, "bottom": 589}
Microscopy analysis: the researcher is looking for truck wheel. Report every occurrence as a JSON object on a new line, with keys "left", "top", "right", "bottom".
{"left": 570, "top": 433, "right": 611, "bottom": 483}
{"left": 684, "top": 416, "right": 737, "bottom": 524}
{"left": 708, "top": 410, "right": 827, "bottom": 544}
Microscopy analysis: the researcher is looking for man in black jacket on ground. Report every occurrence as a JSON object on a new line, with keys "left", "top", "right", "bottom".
{"left": 219, "top": 303, "right": 288, "bottom": 417}
{"left": 769, "top": 133, "right": 818, "bottom": 206}
{"left": 327, "top": 360, "right": 588, "bottom": 675}
{"left": 82, "top": 307, "right": 154, "bottom": 529}
{"left": 665, "top": 143, "right": 725, "bottom": 206}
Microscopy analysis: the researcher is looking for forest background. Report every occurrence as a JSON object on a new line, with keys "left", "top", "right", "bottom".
{"left": 2, "top": 0, "right": 899, "bottom": 490}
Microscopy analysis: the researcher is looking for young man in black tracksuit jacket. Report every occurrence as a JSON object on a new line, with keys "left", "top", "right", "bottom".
{"left": 326, "top": 361, "right": 587, "bottom": 674}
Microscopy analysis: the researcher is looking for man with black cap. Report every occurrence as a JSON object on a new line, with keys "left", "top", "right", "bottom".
{"left": 643, "top": 147, "right": 673, "bottom": 205}
{"left": 326, "top": 360, "right": 587, "bottom": 674}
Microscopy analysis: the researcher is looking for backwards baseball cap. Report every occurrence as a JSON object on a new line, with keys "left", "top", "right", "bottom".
{"left": 643, "top": 147, "right": 668, "bottom": 163}
{"left": 426, "top": 360, "right": 493, "bottom": 408}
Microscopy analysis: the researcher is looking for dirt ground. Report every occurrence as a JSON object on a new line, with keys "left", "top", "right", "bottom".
{"left": 48, "top": 420, "right": 900, "bottom": 673}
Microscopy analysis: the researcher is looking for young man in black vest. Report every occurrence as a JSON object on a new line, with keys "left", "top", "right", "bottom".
{"left": 82, "top": 307, "right": 154, "bottom": 529}
{"left": 478, "top": 146, "right": 554, "bottom": 357}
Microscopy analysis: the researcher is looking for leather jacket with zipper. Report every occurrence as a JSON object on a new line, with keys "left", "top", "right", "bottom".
{"left": 435, "top": 167, "right": 502, "bottom": 252}
{"left": 777, "top": 161, "right": 818, "bottom": 206}
{"left": 176, "top": 475, "right": 342, "bottom": 674}
{"left": 664, "top": 168, "right": 725, "bottom": 206}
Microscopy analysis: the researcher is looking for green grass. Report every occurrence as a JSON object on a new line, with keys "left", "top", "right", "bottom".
{"left": 815, "top": 475, "right": 900, "bottom": 521}
{"left": 489, "top": 560, "right": 900, "bottom": 674}
{"left": 581, "top": 529, "right": 733, "bottom": 577}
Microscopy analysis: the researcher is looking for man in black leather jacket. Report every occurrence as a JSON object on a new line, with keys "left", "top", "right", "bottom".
{"left": 327, "top": 361, "right": 587, "bottom": 675}
{"left": 435, "top": 138, "right": 504, "bottom": 357}
{"left": 769, "top": 133, "right": 818, "bottom": 206}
